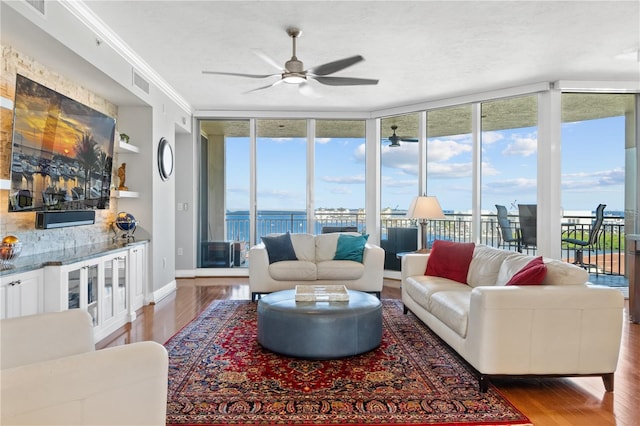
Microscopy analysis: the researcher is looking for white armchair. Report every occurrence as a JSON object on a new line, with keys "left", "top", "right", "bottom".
{"left": 1, "top": 310, "right": 168, "bottom": 426}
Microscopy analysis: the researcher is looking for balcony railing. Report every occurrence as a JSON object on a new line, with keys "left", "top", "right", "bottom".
{"left": 225, "top": 211, "right": 626, "bottom": 277}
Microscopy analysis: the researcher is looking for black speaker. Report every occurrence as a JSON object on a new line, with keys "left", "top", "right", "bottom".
{"left": 36, "top": 210, "right": 96, "bottom": 229}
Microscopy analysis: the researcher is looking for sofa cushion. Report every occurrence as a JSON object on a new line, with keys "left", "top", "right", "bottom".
{"left": 290, "top": 233, "right": 316, "bottom": 262}
{"left": 506, "top": 256, "right": 547, "bottom": 285}
{"left": 262, "top": 232, "right": 298, "bottom": 264}
{"left": 497, "top": 255, "right": 588, "bottom": 286}
{"left": 334, "top": 234, "right": 369, "bottom": 263}
{"left": 542, "top": 258, "right": 589, "bottom": 286}
{"left": 425, "top": 240, "right": 475, "bottom": 284}
{"left": 317, "top": 260, "right": 364, "bottom": 280}
{"left": 269, "top": 260, "right": 317, "bottom": 281}
{"left": 467, "top": 245, "right": 515, "bottom": 287}
{"left": 428, "top": 289, "right": 472, "bottom": 338}
{"left": 496, "top": 254, "right": 535, "bottom": 286}
{"left": 315, "top": 233, "right": 340, "bottom": 262}
{"left": 403, "top": 275, "right": 470, "bottom": 311}
{"left": 315, "top": 232, "right": 361, "bottom": 262}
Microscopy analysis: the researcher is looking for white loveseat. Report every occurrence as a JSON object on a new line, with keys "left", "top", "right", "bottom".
{"left": 1, "top": 310, "right": 169, "bottom": 425}
{"left": 401, "top": 244, "right": 624, "bottom": 392}
{"left": 249, "top": 232, "right": 384, "bottom": 301}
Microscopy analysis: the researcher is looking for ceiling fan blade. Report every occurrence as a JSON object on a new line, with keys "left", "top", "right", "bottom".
{"left": 313, "top": 76, "right": 379, "bottom": 86}
{"left": 252, "top": 49, "right": 285, "bottom": 72}
{"left": 400, "top": 138, "right": 419, "bottom": 142}
{"left": 244, "top": 79, "right": 283, "bottom": 94}
{"left": 308, "top": 55, "right": 364, "bottom": 76}
{"left": 202, "top": 71, "right": 278, "bottom": 79}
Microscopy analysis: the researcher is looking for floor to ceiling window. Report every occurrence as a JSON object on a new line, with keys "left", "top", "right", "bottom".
{"left": 314, "top": 120, "right": 366, "bottom": 233}
{"left": 560, "top": 93, "right": 636, "bottom": 279}
{"left": 256, "top": 119, "right": 307, "bottom": 239}
{"left": 379, "top": 114, "right": 420, "bottom": 269}
{"left": 198, "top": 119, "right": 250, "bottom": 268}
{"left": 426, "top": 105, "right": 472, "bottom": 242}
{"left": 380, "top": 114, "right": 420, "bottom": 234}
{"left": 481, "top": 95, "right": 538, "bottom": 250}
{"left": 192, "top": 90, "right": 637, "bottom": 284}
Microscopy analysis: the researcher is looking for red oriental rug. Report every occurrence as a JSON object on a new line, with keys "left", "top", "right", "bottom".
{"left": 165, "top": 300, "right": 531, "bottom": 426}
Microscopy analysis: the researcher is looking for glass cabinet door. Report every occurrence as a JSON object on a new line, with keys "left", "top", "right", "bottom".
{"left": 116, "top": 255, "right": 127, "bottom": 314}
{"left": 67, "top": 268, "right": 81, "bottom": 310}
{"left": 86, "top": 264, "right": 99, "bottom": 326}
{"left": 103, "top": 258, "right": 114, "bottom": 322}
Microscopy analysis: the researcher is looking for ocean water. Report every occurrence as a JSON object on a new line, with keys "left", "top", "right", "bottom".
{"left": 225, "top": 210, "right": 367, "bottom": 241}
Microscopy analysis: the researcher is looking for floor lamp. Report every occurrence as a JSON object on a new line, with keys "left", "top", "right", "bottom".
{"left": 406, "top": 195, "right": 446, "bottom": 253}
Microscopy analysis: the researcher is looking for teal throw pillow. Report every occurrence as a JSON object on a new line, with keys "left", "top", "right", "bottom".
{"left": 261, "top": 232, "right": 298, "bottom": 264}
{"left": 334, "top": 233, "right": 369, "bottom": 263}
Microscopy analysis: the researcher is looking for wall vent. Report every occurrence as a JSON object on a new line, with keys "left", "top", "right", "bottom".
{"left": 25, "top": 0, "right": 45, "bottom": 15}
{"left": 133, "top": 70, "right": 150, "bottom": 95}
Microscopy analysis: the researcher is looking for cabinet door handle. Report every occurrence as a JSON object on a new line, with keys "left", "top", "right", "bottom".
{"left": 9, "top": 280, "right": 22, "bottom": 286}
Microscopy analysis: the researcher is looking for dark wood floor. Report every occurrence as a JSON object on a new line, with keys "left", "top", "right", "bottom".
{"left": 98, "top": 277, "right": 640, "bottom": 426}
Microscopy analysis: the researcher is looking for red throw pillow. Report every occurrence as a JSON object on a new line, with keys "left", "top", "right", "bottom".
{"left": 425, "top": 240, "right": 476, "bottom": 284}
{"left": 506, "top": 256, "right": 547, "bottom": 285}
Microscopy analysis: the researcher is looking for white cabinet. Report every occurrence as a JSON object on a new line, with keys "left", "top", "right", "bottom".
{"left": 45, "top": 249, "right": 132, "bottom": 342}
{"left": 3, "top": 243, "right": 148, "bottom": 343}
{"left": 0, "top": 269, "right": 44, "bottom": 319}
{"left": 129, "top": 243, "right": 147, "bottom": 314}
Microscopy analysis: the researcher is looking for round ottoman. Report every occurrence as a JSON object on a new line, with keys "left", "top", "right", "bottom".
{"left": 257, "top": 289, "right": 382, "bottom": 359}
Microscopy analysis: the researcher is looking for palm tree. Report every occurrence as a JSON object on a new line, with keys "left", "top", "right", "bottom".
{"left": 95, "top": 150, "right": 113, "bottom": 208}
{"left": 74, "top": 133, "right": 99, "bottom": 199}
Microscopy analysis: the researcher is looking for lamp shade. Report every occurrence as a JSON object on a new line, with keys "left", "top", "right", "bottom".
{"left": 406, "top": 196, "right": 446, "bottom": 220}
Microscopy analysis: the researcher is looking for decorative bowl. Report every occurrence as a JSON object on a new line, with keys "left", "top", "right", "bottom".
{"left": 1, "top": 235, "right": 22, "bottom": 263}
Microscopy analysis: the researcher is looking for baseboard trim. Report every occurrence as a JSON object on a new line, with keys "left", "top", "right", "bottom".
{"left": 176, "top": 268, "right": 250, "bottom": 278}
{"left": 151, "top": 279, "right": 176, "bottom": 303}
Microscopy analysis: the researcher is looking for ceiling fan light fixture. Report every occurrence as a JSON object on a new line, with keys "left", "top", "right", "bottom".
{"left": 283, "top": 73, "right": 306, "bottom": 84}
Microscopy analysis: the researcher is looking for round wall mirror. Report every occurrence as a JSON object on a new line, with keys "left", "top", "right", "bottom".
{"left": 157, "top": 137, "right": 174, "bottom": 181}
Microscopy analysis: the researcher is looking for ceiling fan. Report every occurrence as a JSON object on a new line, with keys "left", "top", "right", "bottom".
{"left": 384, "top": 125, "right": 419, "bottom": 147}
{"left": 202, "top": 27, "right": 379, "bottom": 94}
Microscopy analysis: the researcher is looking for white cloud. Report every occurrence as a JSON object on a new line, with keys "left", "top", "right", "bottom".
{"left": 562, "top": 167, "right": 625, "bottom": 189}
{"left": 481, "top": 131, "right": 504, "bottom": 144}
{"left": 502, "top": 135, "right": 537, "bottom": 157}
{"left": 427, "top": 162, "right": 473, "bottom": 178}
{"left": 428, "top": 139, "right": 472, "bottom": 161}
{"left": 316, "top": 138, "right": 331, "bottom": 144}
{"left": 485, "top": 178, "right": 537, "bottom": 193}
{"left": 321, "top": 175, "right": 365, "bottom": 184}
{"left": 381, "top": 175, "right": 418, "bottom": 188}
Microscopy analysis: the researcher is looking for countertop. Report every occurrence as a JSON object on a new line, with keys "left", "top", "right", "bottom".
{"left": 0, "top": 232, "right": 150, "bottom": 277}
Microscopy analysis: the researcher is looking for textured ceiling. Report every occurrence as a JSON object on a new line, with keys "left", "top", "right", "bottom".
{"left": 82, "top": 1, "right": 639, "bottom": 113}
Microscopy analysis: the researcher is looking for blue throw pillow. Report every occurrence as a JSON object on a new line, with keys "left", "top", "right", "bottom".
{"left": 261, "top": 232, "right": 298, "bottom": 264}
{"left": 334, "top": 233, "right": 369, "bottom": 263}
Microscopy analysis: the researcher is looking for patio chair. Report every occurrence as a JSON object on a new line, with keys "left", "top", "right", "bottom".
{"left": 562, "top": 203, "right": 606, "bottom": 273}
{"left": 495, "top": 204, "right": 521, "bottom": 252}
{"left": 518, "top": 204, "right": 537, "bottom": 252}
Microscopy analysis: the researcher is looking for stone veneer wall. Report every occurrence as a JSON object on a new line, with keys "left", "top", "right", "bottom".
{"left": 1, "top": 44, "right": 119, "bottom": 257}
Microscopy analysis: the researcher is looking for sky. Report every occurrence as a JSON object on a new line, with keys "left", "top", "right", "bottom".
{"left": 225, "top": 115, "right": 626, "bottom": 214}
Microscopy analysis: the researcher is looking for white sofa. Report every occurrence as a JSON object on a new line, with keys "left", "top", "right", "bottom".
{"left": 1, "top": 310, "right": 168, "bottom": 426}
{"left": 249, "top": 232, "right": 384, "bottom": 300}
{"left": 401, "top": 244, "right": 624, "bottom": 392}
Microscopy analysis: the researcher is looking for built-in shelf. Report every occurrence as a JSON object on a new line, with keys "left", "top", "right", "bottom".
{"left": 118, "top": 140, "right": 140, "bottom": 153}
{"left": 110, "top": 190, "right": 139, "bottom": 198}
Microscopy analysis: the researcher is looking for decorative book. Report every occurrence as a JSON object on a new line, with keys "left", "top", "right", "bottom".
{"left": 295, "top": 285, "right": 349, "bottom": 302}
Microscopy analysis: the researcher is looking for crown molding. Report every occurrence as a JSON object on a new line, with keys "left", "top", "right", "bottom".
{"left": 59, "top": 0, "right": 192, "bottom": 113}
